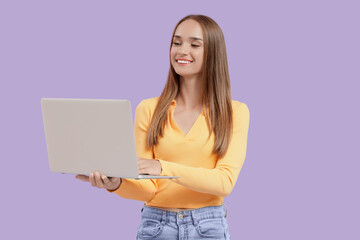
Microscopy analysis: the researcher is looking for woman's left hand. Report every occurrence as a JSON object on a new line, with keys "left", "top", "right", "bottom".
{"left": 138, "top": 158, "right": 162, "bottom": 175}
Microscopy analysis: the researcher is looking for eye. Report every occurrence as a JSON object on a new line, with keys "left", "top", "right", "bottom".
{"left": 191, "top": 44, "right": 200, "bottom": 47}
{"left": 173, "top": 42, "right": 181, "bottom": 46}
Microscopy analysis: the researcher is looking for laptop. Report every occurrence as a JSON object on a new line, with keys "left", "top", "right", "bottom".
{"left": 41, "top": 98, "right": 179, "bottom": 180}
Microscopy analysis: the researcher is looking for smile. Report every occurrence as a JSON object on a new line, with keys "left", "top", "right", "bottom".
{"left": 176, "top": 59, "right": 193, "bottom": 64}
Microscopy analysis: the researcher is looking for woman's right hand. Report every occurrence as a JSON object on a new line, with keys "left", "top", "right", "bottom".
{"left": 76, "top": 172, "right": 122, "bottom": 191}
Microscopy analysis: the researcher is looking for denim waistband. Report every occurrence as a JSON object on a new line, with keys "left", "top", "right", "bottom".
{"left": 140, "top": 204, "right": 228, "bottom": 226}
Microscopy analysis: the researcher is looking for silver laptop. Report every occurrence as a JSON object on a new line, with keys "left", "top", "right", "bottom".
{"left": 41, "top": 98, "right": 179, "bottom": 180}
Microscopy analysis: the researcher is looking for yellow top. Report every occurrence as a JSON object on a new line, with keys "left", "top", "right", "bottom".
{"left": 110, "top": 97, "right": 250, "bottom": 209}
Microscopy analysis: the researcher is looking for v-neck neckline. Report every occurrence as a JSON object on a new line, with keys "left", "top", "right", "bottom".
{"left": 170, "top": 99, "right": 205, "bottom": 138}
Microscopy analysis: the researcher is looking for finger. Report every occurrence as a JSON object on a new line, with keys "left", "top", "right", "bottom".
{"left": 75, "top": 175, "right": 90, "bottom": 182}
{"left": 138, "top": 158, "right": 145, "bottom": 167}
{"left": 138, "top": 161, "right": 145, "bottom": 174}
{"left": 101, "top": 175, "right": 111, "bottom": 185}
{"left": 89, "top": 173, "right": 96, "bottom": 187}
{"left": 139, "top": 166, "right": 148, "bottom": 175}
{"left": 94, "top": 172, "right": 104, "bottom": 188}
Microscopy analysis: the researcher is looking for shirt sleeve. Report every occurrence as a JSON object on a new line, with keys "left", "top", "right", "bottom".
{"left": 158, "top": 102, "right": 250, "bottom": 197}
{"left": 108, "top": 100, "right": 158, "bottom": 201}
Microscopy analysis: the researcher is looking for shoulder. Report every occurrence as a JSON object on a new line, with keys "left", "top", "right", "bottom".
{"left": 135, "top": 97, "right": 160, "bottom": 118}
{"left": 137, "top": 96, "right": 160, "bottom": 110}
{"left": 231, "top": 100, "right": 250, "bottom": 129}
{"left": 231, "top": 100, "right": 249, "bottom": 115}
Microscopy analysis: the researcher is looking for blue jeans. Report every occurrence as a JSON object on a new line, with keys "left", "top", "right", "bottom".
{"left": 136, "top": 204, "right": 231, "bottom": 240}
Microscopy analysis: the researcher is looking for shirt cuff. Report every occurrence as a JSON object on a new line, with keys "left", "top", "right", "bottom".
{"left": 158, "top": 159, "right": 176, "bottom": 177}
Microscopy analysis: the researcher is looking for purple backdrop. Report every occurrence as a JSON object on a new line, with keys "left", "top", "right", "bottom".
{"left": 1, "top": 0, "right": 359, "bottom": 239}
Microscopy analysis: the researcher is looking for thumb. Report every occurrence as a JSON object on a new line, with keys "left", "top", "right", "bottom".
{"left": 76, "top": 175, "right": 90, "bottom": 182}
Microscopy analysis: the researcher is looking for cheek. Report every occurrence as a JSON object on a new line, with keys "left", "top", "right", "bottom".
{"left": 170, "top": 49, "right": 176, "bottom": 62}
{"left": 170, "top": 58, "right": 176, "bottom": 68}
{"left": 196, "top": 49, "right": 204, "bottom": 59}
{"left": 170, "top": 47, "right": 176, "bottom": 57}
{"left": 196, "top": 52, "right": 204, "bottom": 66}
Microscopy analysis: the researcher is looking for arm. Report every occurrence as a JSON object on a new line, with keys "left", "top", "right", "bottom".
{"left": 158, "top": 103, "right": 250, "bottom": 197}
{"left": 109, "top": 100, "right": 158, "bottom": 201}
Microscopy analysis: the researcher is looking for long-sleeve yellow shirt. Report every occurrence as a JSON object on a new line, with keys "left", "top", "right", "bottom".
{"left": 110, "top": 97, "right": 250, "bottom": 209}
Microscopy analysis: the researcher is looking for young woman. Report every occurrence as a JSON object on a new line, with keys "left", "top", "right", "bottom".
{"left": 76, "top": 14, "right": 250, "bottom": 240}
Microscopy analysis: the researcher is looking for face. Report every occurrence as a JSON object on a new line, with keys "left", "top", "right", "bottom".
{"left": 170, "top": 19, "right": 204, "bottom": 79}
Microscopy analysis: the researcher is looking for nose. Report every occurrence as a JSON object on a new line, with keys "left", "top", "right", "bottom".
{"left": 179, "top": 43, "right": 190, "bottom": 55}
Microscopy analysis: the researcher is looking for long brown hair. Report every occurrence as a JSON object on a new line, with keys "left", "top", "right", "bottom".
{"left": 147, "top": 14, "right": 233, "bottom": 158}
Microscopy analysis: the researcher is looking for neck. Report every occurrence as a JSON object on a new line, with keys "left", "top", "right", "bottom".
{"left": 175, "top": 75, "right": 203, "bottom": 109}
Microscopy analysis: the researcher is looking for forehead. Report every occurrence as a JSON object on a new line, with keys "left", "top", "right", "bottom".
{"left": 174, "top": 19, "right": 203, "bottom": 39}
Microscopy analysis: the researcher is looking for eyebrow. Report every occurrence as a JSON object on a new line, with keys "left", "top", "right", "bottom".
{"left": 173, "top": 35, "right": 203, "bottom": 41}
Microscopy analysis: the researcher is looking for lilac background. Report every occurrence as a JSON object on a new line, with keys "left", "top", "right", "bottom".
{"left": 1, "top": 0, "right": 359, "bottom": 239}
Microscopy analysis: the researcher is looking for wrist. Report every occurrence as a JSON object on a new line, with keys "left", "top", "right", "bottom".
{"left": 155, "top": 159, "right": 162, "bottom": 175}
{"left": 155, "top": 159, "right": 163, "bottom": 175}
{"left": 107, "top": 179, "right": 122, "bottom": 192}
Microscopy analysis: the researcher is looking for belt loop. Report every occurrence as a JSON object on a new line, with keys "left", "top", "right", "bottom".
{"left": 161, "top": 210, "right": 167, "bottom": 225}
{"left": 190, "top": 209, "right": 198, "bottom": 226}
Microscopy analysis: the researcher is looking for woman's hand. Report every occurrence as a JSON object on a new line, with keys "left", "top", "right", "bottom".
{"left": 138, "top": 158, "right": 162, "bottom": 175}
{"left": 76, "top": 172, "right": 122, "bottom": 191}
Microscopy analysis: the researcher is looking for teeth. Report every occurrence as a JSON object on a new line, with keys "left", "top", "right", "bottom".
{"left": 177, "top": 60, "right": 191, "bottom": 64}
